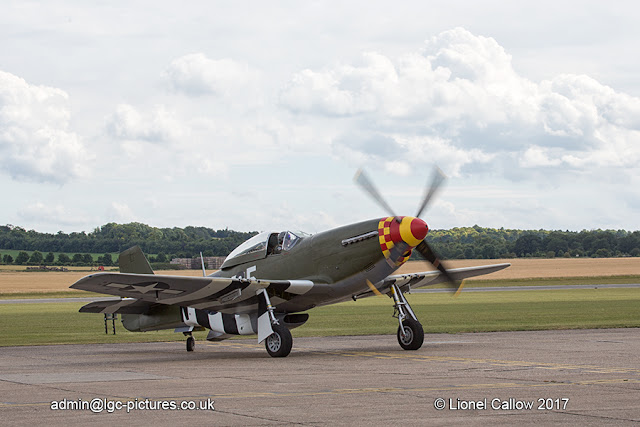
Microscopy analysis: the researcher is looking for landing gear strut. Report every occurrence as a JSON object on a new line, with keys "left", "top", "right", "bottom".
{"left": 390, "top": 284, "right": 424, "bottom": 351}
{"left": 258, "top": 288, "right": 294, "bottom": 357}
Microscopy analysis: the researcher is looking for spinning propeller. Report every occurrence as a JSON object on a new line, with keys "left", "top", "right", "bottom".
{"left": 354, "top": 167, "right": 462, "bottom": 294}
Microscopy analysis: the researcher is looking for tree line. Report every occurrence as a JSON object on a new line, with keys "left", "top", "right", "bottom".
{"left": 0, "top": 222, "right": 256, "bottom": 265}
{"left": 423, "top": 225, "right": 640, "bottom": 259}
{"left": 1, "top": 251, "right": 115, "bottom": 267}
{"left": 1, "top": 222, "right": 639, "bottom": 266}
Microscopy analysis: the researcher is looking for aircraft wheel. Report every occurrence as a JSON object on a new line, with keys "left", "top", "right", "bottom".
{"left": 265, "top": 324, "right": 293, "bottom": 357}
{"left": 397, "top": 318, "right": 424, "bottom": 350}
{"left": 186, "top": 336, "right": 195, "bottom": 352}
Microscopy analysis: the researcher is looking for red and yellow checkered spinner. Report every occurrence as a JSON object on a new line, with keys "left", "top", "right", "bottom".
{"left": 378, "top": 216, "right": 429, "bottom": 266}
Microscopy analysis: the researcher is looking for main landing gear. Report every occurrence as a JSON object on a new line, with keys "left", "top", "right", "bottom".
{"left": 265, "top": 323, "right": 293, "bottom": 357}
{"left": 390, "top": 284, "right": 424, "bottom": 351}
{"left": 260, "top": 289, "right": 293, "bottom": 358}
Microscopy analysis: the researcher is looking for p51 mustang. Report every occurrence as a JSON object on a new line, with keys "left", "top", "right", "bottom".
{"left": 71, "top": 169, "right": 509, "bottom": 357}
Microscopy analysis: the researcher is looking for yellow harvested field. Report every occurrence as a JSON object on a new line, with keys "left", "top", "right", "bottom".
{"left": 396, "top": 257, "right": 640, "bottom": 280}
{"left": 0, "top": 258, "right": 638, "bottom": 294}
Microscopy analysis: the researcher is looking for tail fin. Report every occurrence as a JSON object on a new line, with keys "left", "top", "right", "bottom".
{"left": 118, "top": 246, "right": 154, "bottom": 274}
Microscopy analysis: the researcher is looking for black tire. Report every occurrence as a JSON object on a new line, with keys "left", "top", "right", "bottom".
{"left": 186, "top": 336, "right": 195, "bottom": 352}
{"left": 397, "top": 317, "right": 424, "bottom": 350}
{"left": 265, "top": 324, "right": 293, "bottom": 357}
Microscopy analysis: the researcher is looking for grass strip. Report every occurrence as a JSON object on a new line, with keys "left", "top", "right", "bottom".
{"left": 3, "top": 275, "right": 640, "bottom": 300}
{"left": 1, "top": 288, "right": 638, "bottom": 346}
{"left": 0, "top": 291, "right": 102, "bottom": 299}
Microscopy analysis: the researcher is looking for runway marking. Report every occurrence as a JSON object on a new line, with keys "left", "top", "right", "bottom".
{"left": 205, "top": 341, "right": 640, "bottom": 375}
{"left": 318, "top": 351, "right": 640, "bottom": 375}
{"left": 162, "top": 378, "right": 640, "bottom": 399}
{"left": 0, "top": 371, "right": 171, "bottom": 384}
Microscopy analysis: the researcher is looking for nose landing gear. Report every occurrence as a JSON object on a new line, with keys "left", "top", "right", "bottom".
{"left": 397, "top": 317, "right": 424, "bottom": 350}
{"left": 390, "top": 284, "right": 424, "bottom": 351}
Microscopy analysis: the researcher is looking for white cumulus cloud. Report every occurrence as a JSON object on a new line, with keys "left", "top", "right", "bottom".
{"left": 519, "top": 146, "right": 562, "bottom": 168}
{"left": 164, "top": 53, "right": 261, "bottom": 100}
{"left": 105, "top": 104, "right": 185, "bottom": 144}
{"left": 17, "top": 202, "right": 94, "bottom": 228}
{"left": 280, "top": 27, "right": 640, "bottom": 180}
{"left": 107, "top": 201, "right": 136, "bottom": 223}
{"left": 0, "top": 70, "right": 91, "bottom": 183}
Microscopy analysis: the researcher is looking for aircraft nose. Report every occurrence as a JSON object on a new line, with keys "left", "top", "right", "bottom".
{"left": 378, "top": 216, "right": 429, "bottom": 262}
{"left": 400, "top": 217, "right": 428, "bottom": 247}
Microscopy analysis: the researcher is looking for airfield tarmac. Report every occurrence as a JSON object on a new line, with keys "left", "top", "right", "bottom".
{"left": 1, "top": 329, "right": 639, "bottom": 425}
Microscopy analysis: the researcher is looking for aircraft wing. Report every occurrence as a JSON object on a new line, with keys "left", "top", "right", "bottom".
{"left": 70, "top": 272, "right": 314, "bottom": 312}
{"left": 355, "top": 263, "right": 511, "bottom": 298}
{"left": 383, "top": 263, "right": 511, "bottom": 290}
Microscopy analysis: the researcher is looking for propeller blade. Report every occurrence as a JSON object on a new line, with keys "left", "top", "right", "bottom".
{"left": 415, "top": 166, "right": 446, "bottom": 219}
{"left": 354, "top": 169, "right": 397, "bottom": 218}
{"left": 415, "top": 239, "right": 462, "bottom": 294}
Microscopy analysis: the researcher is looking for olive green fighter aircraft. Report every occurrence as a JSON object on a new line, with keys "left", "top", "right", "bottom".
{"left": 71, "top": 168, "right": 510, "bottom": 357}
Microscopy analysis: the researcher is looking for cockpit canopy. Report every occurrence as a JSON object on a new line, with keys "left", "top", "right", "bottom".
{"left": 221, "top": 230, "right": 307, "bottom": 269}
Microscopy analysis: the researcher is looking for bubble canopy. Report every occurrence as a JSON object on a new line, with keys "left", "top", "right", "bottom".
{"left": 221, "top": 230, "right": 308, "bottom": 269}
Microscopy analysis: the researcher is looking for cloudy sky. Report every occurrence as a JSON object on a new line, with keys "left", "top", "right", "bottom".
{"left": 1, "top": 1, "right": 639, "bottom": 235}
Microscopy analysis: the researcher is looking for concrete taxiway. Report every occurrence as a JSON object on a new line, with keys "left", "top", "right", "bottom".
{"left": 1, "top": 329, "right": 639, "bottom": 425}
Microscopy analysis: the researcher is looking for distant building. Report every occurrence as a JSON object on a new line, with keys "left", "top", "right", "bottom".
{"left": 170, "top": 256, "right": 226, "bottom": 270}
{"left": 169, "top": 258, "right": 191, "bottom": 269}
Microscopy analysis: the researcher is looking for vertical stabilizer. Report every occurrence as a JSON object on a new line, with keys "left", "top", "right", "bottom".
{"left": 118, "top": 246, "right": 154, "bottom": 274}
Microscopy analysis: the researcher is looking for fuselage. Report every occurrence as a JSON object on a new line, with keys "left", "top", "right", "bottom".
{"left": 212, "top": 216, "right": 428, "bottom": 313}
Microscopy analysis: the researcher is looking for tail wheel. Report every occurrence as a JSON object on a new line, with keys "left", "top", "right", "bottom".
{"left": 397, "top": 318, "right": 424, "bottom": 350}
{"left": 265, "top": 324, "right": 293, "bottom": 357}
{"left": 186, "top": 336, "right": 195, "bottom": 352}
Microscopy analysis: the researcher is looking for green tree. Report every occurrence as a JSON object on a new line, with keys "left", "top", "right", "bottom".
{"left": 463, "top": 247, "right": 475, "bottom": 259}
{"left": 100, "top": 253, "right": 113, "bottom": 266}
{"left": 479, "top": 244, "right": 497, "bottom": 259}
{"left": 514, "top": 234, "right": 542, "bottom": 257}
{"left": 82, "top": 254, "right": 93, "bottom": 265}
{"left": 618, "top": 232, "right": 640, "bottom": 255}
{"left": 15, "top": 251, "right": 30, "bottom": 265}
{"left": 44, "top": 252, "right": 55, "bottom": 264}
{"left": 72, "top": 254, "right": 83, "bottom": 264}
{"left": 57, "top": 253, "right": 71, "bottom": 265}
{"left": 3, "top": 254, "right": 13, "bottom": 264}
{"left": 544, "top": 233, "right": 569, "bottom": 256}
{"left": 29, "top": 250, "right": 44, "bottom": 265}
